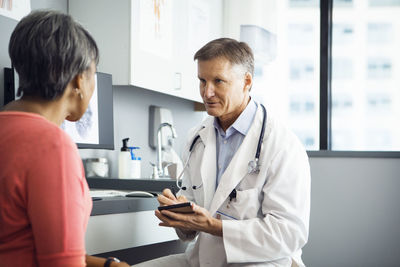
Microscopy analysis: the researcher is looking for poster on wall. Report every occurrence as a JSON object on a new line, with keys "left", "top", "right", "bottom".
{"left": 0, "top": 0, "right": 31, "bottom": 21}
{"left": 139, "top": 0, "right": 172, "bottom": 59}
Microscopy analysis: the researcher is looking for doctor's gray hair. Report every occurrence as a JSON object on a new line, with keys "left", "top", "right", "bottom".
{"left": 8, "top": 10, "right": 99, "bottom": 100}
{"left": 194, "top": 38, "right": 254, "bottom": 77}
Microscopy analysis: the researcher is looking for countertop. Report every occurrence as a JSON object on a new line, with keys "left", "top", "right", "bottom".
{"left": 88, "top": 177, "right": 177, "bottom": 216}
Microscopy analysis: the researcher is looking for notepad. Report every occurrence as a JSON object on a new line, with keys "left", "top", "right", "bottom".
{"left": 89, "top": 190, "right": 127, "bottom": 198}
{"left": 89, "top": 189, "right": 156, "bottom": 198}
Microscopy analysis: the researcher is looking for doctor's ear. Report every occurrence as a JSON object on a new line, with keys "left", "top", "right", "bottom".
{"left": 244, "top": 72, "right": 253, "bottom": 92}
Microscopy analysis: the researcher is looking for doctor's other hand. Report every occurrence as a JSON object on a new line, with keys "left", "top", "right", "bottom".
{"left": 155, "top": 202, "right": 222, "bottom": 237}
{"left": 157, "top": 188, "right": 187, "bottom": 206}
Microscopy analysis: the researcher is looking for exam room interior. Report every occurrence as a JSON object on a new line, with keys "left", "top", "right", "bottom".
{"left": 1, "top": 0, "right": 400, "bottom": 266}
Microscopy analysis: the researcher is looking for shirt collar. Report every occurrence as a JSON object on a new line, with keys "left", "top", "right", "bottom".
{"left": 213, "top": 98, "right": 258, "bottom": 138}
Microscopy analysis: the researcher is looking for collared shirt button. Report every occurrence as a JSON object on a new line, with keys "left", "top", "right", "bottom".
{"left": 223, "top": 140, "right": 227, "bottom": 144}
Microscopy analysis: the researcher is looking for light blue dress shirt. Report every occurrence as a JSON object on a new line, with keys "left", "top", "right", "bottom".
{"left": 213, "top": 99, "right": 258, "bottom": 187}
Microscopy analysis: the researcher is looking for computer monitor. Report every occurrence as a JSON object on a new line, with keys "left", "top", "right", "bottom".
{"left": 3, "top": 68, "right": 114, "bottom": 150}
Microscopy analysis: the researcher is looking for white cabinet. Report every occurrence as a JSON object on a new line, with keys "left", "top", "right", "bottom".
{"left": 69, "top": 0, "right": 223, "bottom": 102}
{"left": 86, "top": 211, "right": 178, "bottom": 254}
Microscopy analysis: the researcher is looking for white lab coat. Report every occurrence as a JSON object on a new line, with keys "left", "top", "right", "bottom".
{"left": 136, "top": 105, "right": 311, "bottom": 267}
{"left": 177, "top": 104, "right": 311, "bottom": 267}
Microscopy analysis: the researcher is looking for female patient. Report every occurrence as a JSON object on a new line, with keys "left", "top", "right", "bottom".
{"left": 0, "top": 11, "right": 128, "bottom": 267}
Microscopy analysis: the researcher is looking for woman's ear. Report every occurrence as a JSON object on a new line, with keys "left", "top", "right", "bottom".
{"left": 68, "top": 72, "right": 85, "bottom": 99}
{"left": 72, "top": 72, "right": 84, "bottom": 90}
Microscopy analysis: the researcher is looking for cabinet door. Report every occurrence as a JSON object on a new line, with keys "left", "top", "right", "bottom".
{"left": 129, "top": 0, "right": 177, "bottom": 96}
{"left": 175, "top": 0, "right": 224, "bottom": 102}
{"left": 69, "top": 0, "right": 222, "bottom": 102}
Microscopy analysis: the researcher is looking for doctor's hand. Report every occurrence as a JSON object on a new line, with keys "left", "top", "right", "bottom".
{"left": 157, "top": 188, "right": 183, "bottom": 205}
{"left": 155, "top": 202, "right": 223, "bottom": 237}
{"left": 157, "top": 188, "right": 188, "bottom": 206}
{"left": 157, "top": 188, "right": 196, "bottom": 236}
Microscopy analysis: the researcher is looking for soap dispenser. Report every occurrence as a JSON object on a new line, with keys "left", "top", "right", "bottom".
{"left": 118, "top": 138, "right": 131, "bottom": 178}
{"left": 129, "top": 147, "right": 141, "bottom": 179}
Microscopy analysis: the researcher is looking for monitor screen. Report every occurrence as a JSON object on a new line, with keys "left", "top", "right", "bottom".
{"left": 3, "top": 68, "right": 114, "bottom": 150}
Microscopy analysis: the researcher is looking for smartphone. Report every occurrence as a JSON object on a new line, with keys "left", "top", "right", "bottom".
{"left": 158, "top": 202, "right": 194, "bottom": 213}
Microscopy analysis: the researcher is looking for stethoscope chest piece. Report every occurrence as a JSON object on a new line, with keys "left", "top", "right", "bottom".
{"left": 247, "top": 159, "right": 260, "bottom": 174}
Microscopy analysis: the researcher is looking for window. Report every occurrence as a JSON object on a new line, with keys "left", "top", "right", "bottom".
{"left": 289, "top": 0, "right": 319, "bottom": 8}
{"left": 331, "top": 0, "right": 400, "bottom": 151}
{"left": 224, "top": 0, "right": 399, "bottom": 153}
{"left": 332, "top": 23, "right": 354, "bottom": 44}
{"left": 369, "top": 0, "right": 400, "bottom": 7}
{"left": 239, "top": 2, "right": 320, "bottom": 151}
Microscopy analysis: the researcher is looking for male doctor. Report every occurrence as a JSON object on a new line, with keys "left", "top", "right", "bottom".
{"left": 137, "top": 38, "right": 311, "bottom": 267}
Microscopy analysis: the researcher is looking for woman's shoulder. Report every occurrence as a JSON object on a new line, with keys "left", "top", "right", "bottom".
{"left": 0, "top": 111, "right": 76, "bottom": 150}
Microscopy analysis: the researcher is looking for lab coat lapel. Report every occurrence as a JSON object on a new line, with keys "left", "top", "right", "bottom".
{"left": 209, "top": 106, "right": 263, "bottom": 216}
{"left": 198, "top": 119, "right": 217, "bottom": 210}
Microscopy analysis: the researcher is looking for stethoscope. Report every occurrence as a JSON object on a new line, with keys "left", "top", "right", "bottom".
{"left": 176, "top": 104, "right": 267, "bottom": 191}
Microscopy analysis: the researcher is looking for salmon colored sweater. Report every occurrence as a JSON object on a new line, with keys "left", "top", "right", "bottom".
{"left": 0, "top": 112, "right": 92, "bottom": 267}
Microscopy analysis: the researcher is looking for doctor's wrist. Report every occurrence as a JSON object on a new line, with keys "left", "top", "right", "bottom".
{"left": 208, "top": 217, "right": 223, "bottom": 237}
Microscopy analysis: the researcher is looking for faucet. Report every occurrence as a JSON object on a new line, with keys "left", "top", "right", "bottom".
{"left": 157, "top": 123, "right": 178, "bottom": 177}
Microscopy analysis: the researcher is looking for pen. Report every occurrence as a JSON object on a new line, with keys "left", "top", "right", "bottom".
{"left": 216, "top": 211, "right": 238, "bottom": 220}
{"left": 171, "top": 187, "right": 177, "bottom": 198}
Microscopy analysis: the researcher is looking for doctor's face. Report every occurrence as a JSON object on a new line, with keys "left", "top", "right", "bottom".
{"left": 197, "top": 57, "right": 252, "bottom": 123}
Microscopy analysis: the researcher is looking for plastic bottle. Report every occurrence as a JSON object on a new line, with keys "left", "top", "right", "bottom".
{"left": 129, "top": 147, "right": 141, "bottom": 179}
{"left": 118, "top": 138, "right": 131, "bottom": 178}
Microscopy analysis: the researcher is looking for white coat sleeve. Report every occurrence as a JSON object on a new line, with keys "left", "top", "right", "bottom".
{"left": 222, "top": 140, "right": 311, "bottom": 263}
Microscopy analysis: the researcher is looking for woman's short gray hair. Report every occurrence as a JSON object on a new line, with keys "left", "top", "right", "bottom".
{"left": 194, "top": 38, "right": 254, "bottom": 76}
{"left": 8, "top": 10, "right": 99, "bottom": 100}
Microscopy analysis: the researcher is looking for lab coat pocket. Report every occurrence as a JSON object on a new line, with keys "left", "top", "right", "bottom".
{"left": 222, "top": 188, "right": 260, "bottom": 220}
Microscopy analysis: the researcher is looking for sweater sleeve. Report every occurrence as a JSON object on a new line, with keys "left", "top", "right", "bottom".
{"left": 26, "top": 134, "right": 89, "bottom": 267}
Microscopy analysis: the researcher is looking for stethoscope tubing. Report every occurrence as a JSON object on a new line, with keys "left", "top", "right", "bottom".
{"left": 176, "top": 104, "right": 267, "bottom": 191}
{"left": 255, "top": 104, "right": 267, "bottom": 160}
{"left": 175, "top": 133, "right": 203, "bottom": 190}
